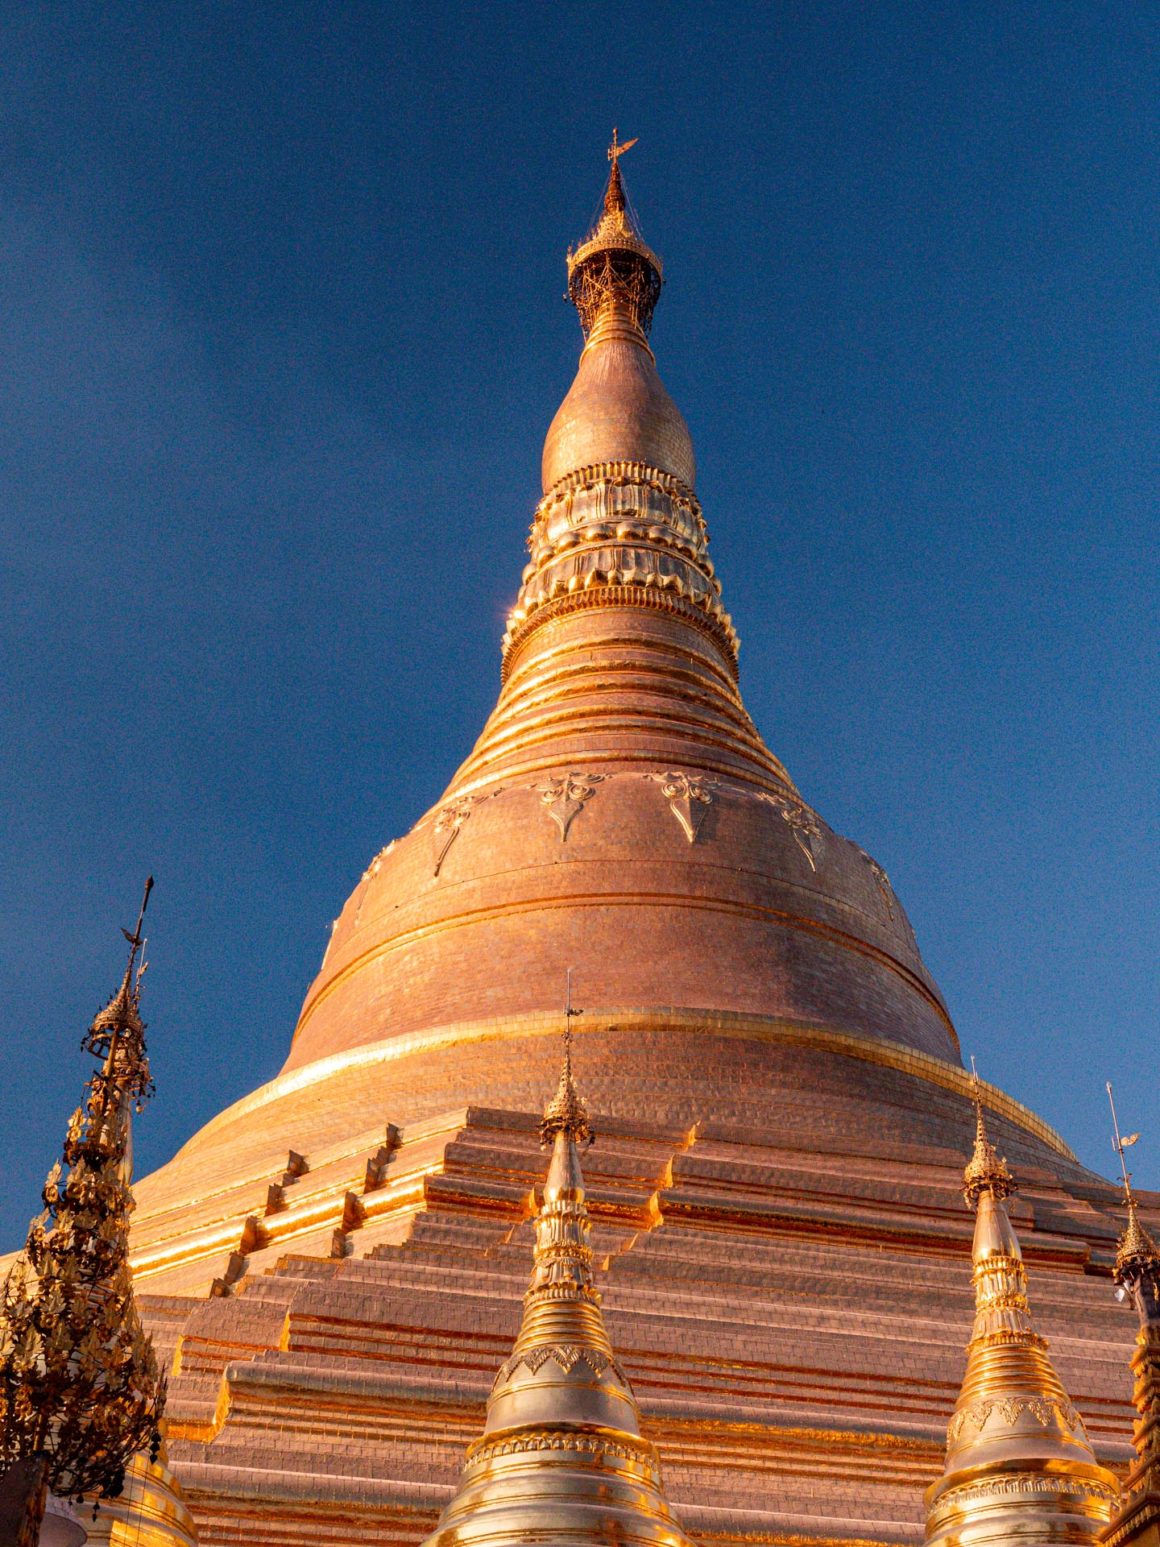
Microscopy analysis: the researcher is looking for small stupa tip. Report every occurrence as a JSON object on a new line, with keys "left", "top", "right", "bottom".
{"left": 962, "top": 1067, "right": 1015, "bottom": 1208}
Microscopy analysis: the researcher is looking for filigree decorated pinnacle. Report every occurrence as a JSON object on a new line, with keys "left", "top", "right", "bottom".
{"left": 565, "top": 138, "right": 663, "bottom": 339}
{"left": 962, "top": 1072, "right": 1015, "bottom": 1208}
{"left": 539, "top": 1057, "right": 593, "bottom": 1148}
{"left": 0, "top": 881, "right": 165, "bottom": 1510}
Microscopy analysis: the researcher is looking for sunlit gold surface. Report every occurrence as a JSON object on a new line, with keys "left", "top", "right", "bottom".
{"left": 10, "top": 145, "right": 1149, "bottom": 1547}
{"left": 419, "top": 1053, "right": 695, "bottom": 1547}
{"left": 85, "top": 1448, "right": 199, "bottom": 1547}
{"left": 273, "top": 141, "right": 958, "bottom": 1079}
{"left": 924, "top": 1106, "right": 1120, "bottom": 1547}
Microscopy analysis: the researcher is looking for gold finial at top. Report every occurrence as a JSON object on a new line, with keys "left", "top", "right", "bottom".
{"left": 604, "top": 128, "right": 638, "bottom": 213}
{"left": 566, "top": 134, "right": 663, "bottom": 338}
{"left": 962, "top": 1058, "right": 1015, "bottom": 1207}
{"left": 608, "top": 127, "right": 639, "bottom": 165}
{"left": 85, "top": 876, "right": 156, "bottom": 1114}
{"left": 1106, "top": 1082, "right": 1160, "bottom": 1287}
{"left": 88, "top": 875, "right": 153, "bottom": 1042}
{"left": 539, "top": 967, "right": 593, "bottom": 1148}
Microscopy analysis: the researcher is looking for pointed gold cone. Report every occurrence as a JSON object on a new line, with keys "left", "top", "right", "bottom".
{"left": 1117, "top": 1195, "right": 1160, "bottom": 1287}
{"left": 417, "top": 1048, "right": 696, "bottom": 1547}
{"left": 924, "top": 1097, "right": 1120, "bottom": 1547}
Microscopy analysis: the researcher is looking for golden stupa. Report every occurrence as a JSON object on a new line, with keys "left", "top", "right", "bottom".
{"left": 924, "top": 1092, "right": 1121, "bottom": 1547}
{"left": 419, "top": 1034, "right": 695, "bottom": 1547}
{"left": 9, "top": 139, "right": 1153, "bottom": 1545}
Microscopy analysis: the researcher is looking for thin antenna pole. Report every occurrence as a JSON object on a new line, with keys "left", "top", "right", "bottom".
{"left": 969, "top": 1055, "right": 984, "bottom": 1116}
{"left": 563, "top": 966, "right": 581, "bottom": 1076}
{"left": 119, "top": 875, "right": 154, "bottom": 987}
{"left": 1107, "top": 1081, "right": 1135, "bottom": 1200}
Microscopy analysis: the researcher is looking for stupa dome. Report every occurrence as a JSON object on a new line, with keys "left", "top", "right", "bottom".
{"left": 276, "top": 148, "right": 955, "bottom": 1079}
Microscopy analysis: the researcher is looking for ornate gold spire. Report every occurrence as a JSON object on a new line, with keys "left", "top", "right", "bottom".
{"left": 416, "top": 1024, "right": 696, "bottom": 1547}
{"left": 538, "top": 969, "right": 592, "bottom": 1147}
{"left": 963, "top": 1064, "right": 1015, "bottom": 1206}
{"left": 0, "top": 880, "right": 167, "bottom": 1536}
{"left": 1100, "top": 1090, "right": 1160, "bottom": 1547}
{"left": 566, "top": 129, "right": 663, "bottom": 342}
{"left": 504, "top": 133, "right": 746, "bottom": 677}
{"left": 923, "top": 1072, "right": 1120, "bottom": 1547}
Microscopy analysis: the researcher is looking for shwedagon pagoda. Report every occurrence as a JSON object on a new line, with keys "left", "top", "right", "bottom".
{"left": 4, "top": 141, "right": 1158, "bottom": 1547}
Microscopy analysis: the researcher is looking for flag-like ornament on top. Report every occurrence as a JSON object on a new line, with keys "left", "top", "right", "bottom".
{"left": 0, "top": 880, "right": 166, "bottom": 1528}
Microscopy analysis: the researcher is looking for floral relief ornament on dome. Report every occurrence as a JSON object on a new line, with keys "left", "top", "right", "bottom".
{"left": 760, "top": 794, "right": 825, "bottom": 872}
{"left": 645, "top": 770, "right": 719, "bottom": 843}
{"left": 853, "top": 844, "right": 896, "bottom": 918}
{"left": 533, "top": 772, "right": 606, "bottom": 841}
{"left": 431, "top": 791, "right": 502, "bottom": 877}
{"left": 361, "top": 840, "right": 396, "bottom": 884}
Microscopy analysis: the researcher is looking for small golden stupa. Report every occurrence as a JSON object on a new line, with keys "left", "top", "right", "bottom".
{"left": 1100, "top": 1104, "right": 1160, "bottom": 1547}
{"left": 924, "top": 1083, "right": 1121, "bottom": 1547}
{"left": 418, "top": 1021, "right": 696, "bottom": 1547}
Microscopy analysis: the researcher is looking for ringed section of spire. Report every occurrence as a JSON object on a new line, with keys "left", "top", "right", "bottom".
{"left": 458, "top": 151, "right": 777, "bottom": 797}
{"left": 504, "top": 461, "right": 736, "bottom": 674}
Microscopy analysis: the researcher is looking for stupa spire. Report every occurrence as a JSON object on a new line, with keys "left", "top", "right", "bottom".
{"left": 0, "top": 880, "right": 166, "bottom": 1534}
{"left": 1099, "top": 1089, "right": 1160, "bottom": 1547}
{"left": 416, "top": 1013, "right": 697, "bottom": 1547}
{"left": 500, "top": 132, "right": 753, "bottom": 682}
{"left": 566, "top": 128, "right": 663, "bottom": 344}
{"left": 923, "top": 1069, "right": 1120, "bottom": 1547}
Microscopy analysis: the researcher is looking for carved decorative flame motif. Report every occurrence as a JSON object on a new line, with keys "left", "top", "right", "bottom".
{"left": 646, "top": 770, "right": 718, "bottom": 843}
{"left": 854, "top": 845, "right": 895, "bottom": 917}
{"left": 534, "top": 772, "right": 606, "bottom": 841}
{"left": 947, "top": 1397, "right": 1085, "bottom": 1445}
{"left": 432, "top": 797, "right": 479, "bottom": 877}
{"left": 761, "top": 795, "right": 824, "bottom": 872}
{"left": 361, "top": 841, "right": 395, "bottom": 884}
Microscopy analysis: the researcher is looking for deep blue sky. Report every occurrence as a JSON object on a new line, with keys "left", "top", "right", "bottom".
{"left": 1, "top": 3, "right": 1156, "bottom": 1245}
